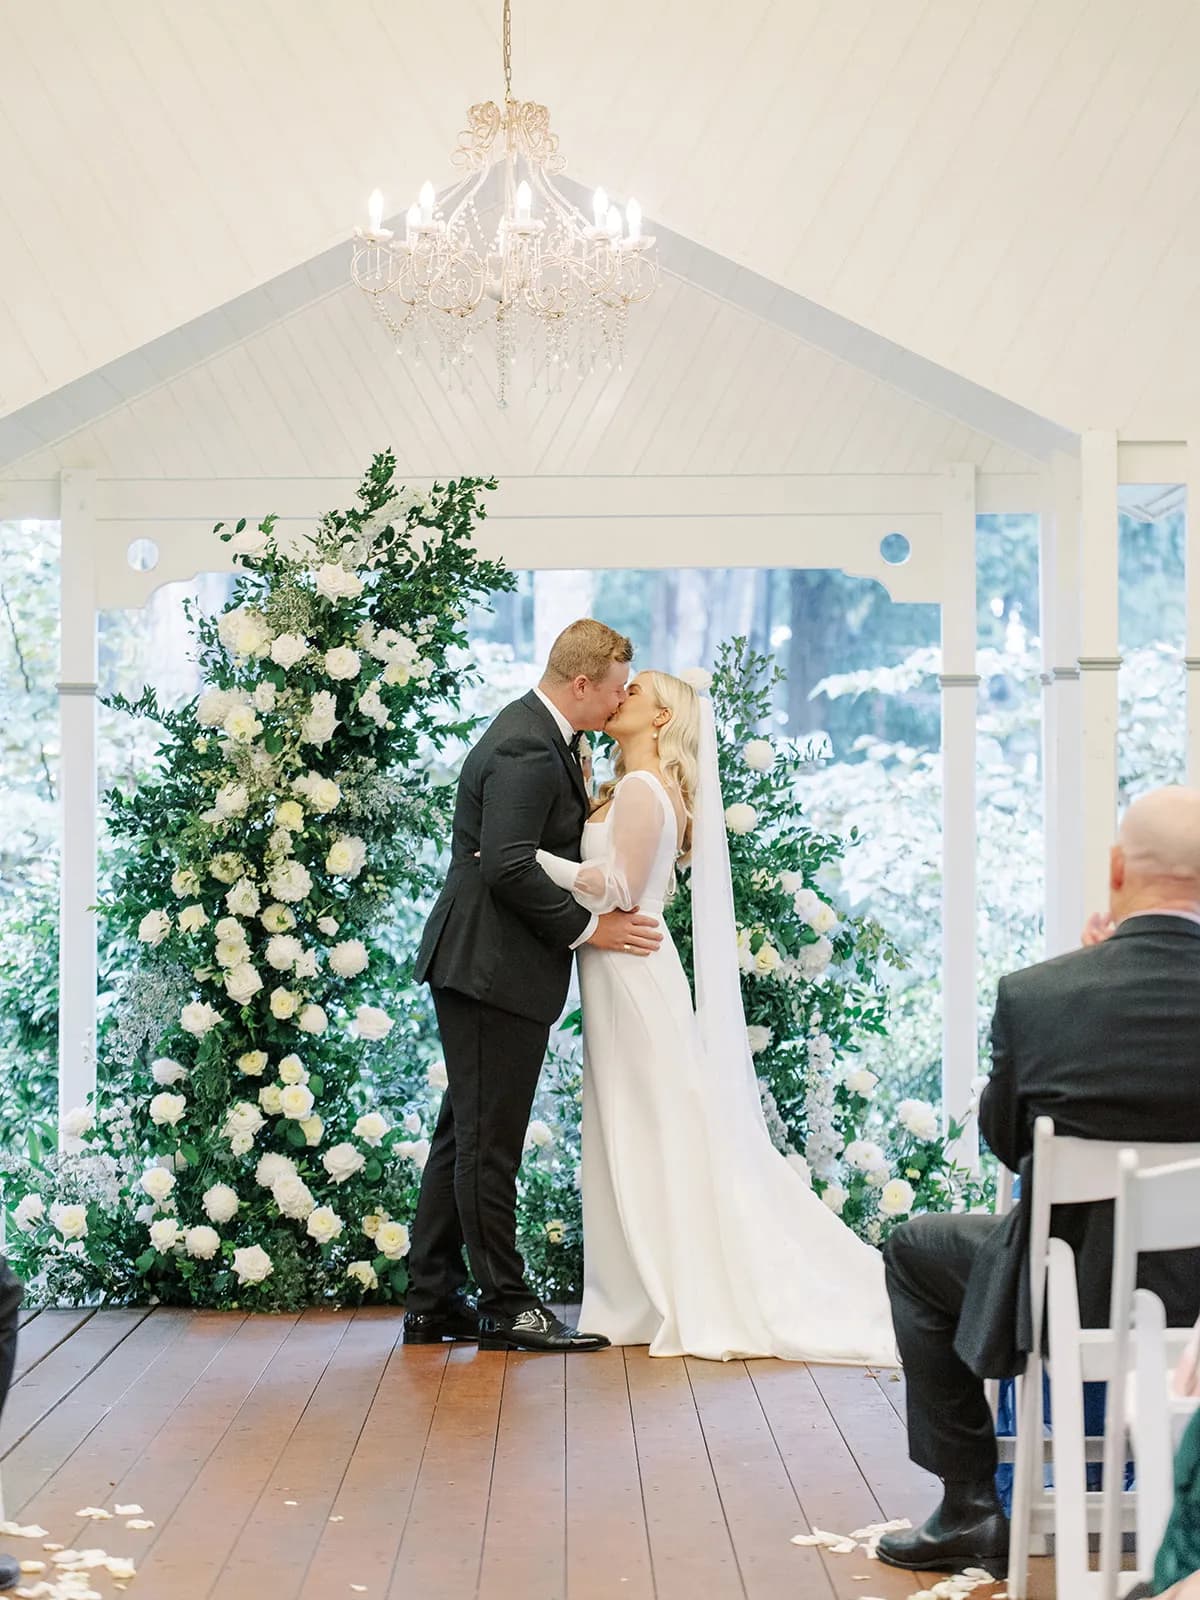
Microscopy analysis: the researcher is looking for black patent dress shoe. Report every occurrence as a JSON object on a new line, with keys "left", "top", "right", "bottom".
{"left": 403, "top": 1294, "right": 480, "bottom": 1344}
{"left": 0, "top": 1553, "right": 19, "bottom": 1590}
{"left": 875, "top": 1501, "right": 1008, "bottom": 1578}
{"left": 478, "top": 1305, "right": 610, "bottom": 1353}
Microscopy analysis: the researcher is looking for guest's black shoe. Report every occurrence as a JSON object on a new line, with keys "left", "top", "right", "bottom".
{"left": 875, "top": 1486, "right": 1008, "bottom": 1578}
{"left": 0, "top": 1553, "right": 19, "bottom": 1591}
{"left": 403, "top": 1293, "right": 480, "bottom": 1344}
{"left": 478, "top": 1305, "right": 610, "bottom": 1353}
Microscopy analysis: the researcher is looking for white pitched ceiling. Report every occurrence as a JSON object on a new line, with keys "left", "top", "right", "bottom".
{"left": 1, "top": 0, "right": 1195, "bottom": 433}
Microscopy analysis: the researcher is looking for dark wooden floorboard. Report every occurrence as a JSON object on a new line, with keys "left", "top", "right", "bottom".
{"left": 0, "top": 1311, "right": 1057, "bottom": 1600}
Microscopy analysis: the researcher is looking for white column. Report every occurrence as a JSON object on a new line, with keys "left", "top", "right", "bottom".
{"left": 1186, "top": 434, "right": 1200, "bottom": 783}
{"left": 1077, "top": 432, "right": 1121, "bottom": 914}
{"left": 57, "top": 470, "right": 99, "bottom": 1135}
{"left": 1039, "top": 451, "right": 1084, "bottom": 955}
{"left": 940, "top": 463, "right": 979, "bottom": 1161}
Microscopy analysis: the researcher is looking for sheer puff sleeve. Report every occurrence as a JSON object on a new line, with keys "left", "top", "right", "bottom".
{"left": 536, "top": 773, "right": 667, "bottom": 914}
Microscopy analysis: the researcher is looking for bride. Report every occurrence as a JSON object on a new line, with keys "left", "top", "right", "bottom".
{"left": 536, "top": 670, "right": 897, "bottom": 1364}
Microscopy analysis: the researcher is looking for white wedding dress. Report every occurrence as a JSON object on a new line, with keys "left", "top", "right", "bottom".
{"left": 538, "top": 767, "right": 897, "bottom": 1364}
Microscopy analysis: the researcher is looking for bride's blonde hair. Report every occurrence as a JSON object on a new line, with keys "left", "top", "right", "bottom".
{"left": 598, "top": 670, "right": 701, "bottom": 859}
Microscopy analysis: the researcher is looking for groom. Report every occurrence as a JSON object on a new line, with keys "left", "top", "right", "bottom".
{"left": 405, "top": 619, "right": 663, "bottom": 1353}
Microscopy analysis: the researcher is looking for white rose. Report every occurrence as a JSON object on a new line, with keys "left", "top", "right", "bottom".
{"left": 742, "top": 739, "right": 775, "bottom": 771}
{"left": 229, "top": 522, "right": 270, "bottom": 558}
{"left": 525, "top": 1120, "right": 553, "bottom": 1149}
{"left": 261, "top": 902, "right": 298, "bottom": 933}
{"left": 317, "top": 916, "right": 340, "bottom": 936}
{"left": 821, "top": 1185, "right": 848, "bottom": 1215}
{"left": 196, "top": 688, "right": 234, "bottom": 728}
{"left": 725, "top": 803, "right": 757, "bottom": 835}
{"left": 14, "top": 1193, "right": 45, "bottom": 1232}
{"left": 225, "top": 963, "right": 263, "bottom": 1005}
{"left": 898, "top": 1098, "right": 940, "bottom": 1142}
{"left": 278, "top": 1054, "right": 308, "bottom": 1084}
{"left": 352, "top": 1004, "right": 393, "bottom": 1041}
{"left": 172, "top": 866, "right": 202, "bottom": 896}
{"left": 255, "top": 1152, "right": 297, "bottom": 1188}
{"left": 298, "top": 1004, "right": 328, "bottom": 1035}
{"left": 275, "top": 800, "right": 304, "bottom": 832}
{"left": 137, "top": 908, "right": 172, "bottom": 947}
{"left": 222, "top": 1101, "right": 265, "bottom": 1138}
{"left": 382, "top": 660, "right": 411, "bottom": 687}
{"left": 326, "top": 835, "right": 367, "bottom": 879}
{"left": 218, "top": 606, "right": 273, "bottom": 657}
{"left": 252, "top": 680, "right": 277, "bottom": 713}
{"left": 845, "top": 1139, "right": 888, "bottom": 1175}
{"left": 329, "top": 940, "right": 369, "bottom": 978}
{"left": 754, "top": 941, "right": 782, "bottom": 977}
{"left": 300, "top": 1115, "right": 324, "bottom": 1146}
{"left": 798, "top": 936, "right": 834, "bottom": 977}
{"left": 268, "top": 861, "right": 313, "bottom": 905}
{"left": 237, "top": 1050, "right": 269, "bottom": 1077}
{"left": 376, "top": 1220, "right": 410, "bottom": 1260}
{"left": 427, "top": 1059, "right": 449, "bottom": 1090}
{"left": 177, "top": 904, "right": 209, "bottom": 935}
{"left": 545, "top": 1219, "right": 566, "bottom": 1245}
{"left": 346, "top": 1261, "right": 378, "bottom": 1291}
{"left": 225, "top": 878, "right": 261, "bottom": 917}
{"left": 746, "top": 1025, "right": 772, "bottom": 1056}
{"left": 149, "top": 1217, "right": 182, "bottom": 1253}
{"left": 214, "top": 914, "right": 243, "bottom": 941}
{"left": 265, "top": 934, "right": 303, "bottom": 971}
{"left": 208, "top": 852, "right": 244, "bottom": 884}
{"left": 280, "top": 1083, "right": 316, "bottom": 1120}
{"left": 293, "top": 772, "right": 342, "bottom": 813}
{"left": 181, "top": 1001, "right": 222, "bottom": 1037}
{"left": 324, "top": 646, "right": 362, "bottom": 681}
{"left": 50, "top": 1201, "right": 88, "bottom": 1239}
{"left": 810, "top": 901, "right": 839, "bottom": 936}
{"left": 272, "top": 1173, "right": 316, "bottom": 1220}
{"left": 270, "top": 987, "right": 300, "bottom": 1020}
{"left": 357, "top": 685, "right": 389, "bottom": 726}
{"left": 185, "top": 1224, "right": 222, "bottom": 1260}
{"left": 395, "top": 1139, "right": 430, "bottom": 1171}
{"left": 202, "top": 1183, "right": 240, "bottom": 1223}
{"left": 306, "top": 1206, "right": 344, "bottom": 1244}
{"left": 844, "top": 1067, "right": 879, "bottom": 1097}
{"left": 61, "top": 1105, "right": 93, "bottom": 1139}
{"left": 294, "top": 951, "right": 319, "bottom": 982}
{"left": 150, "top": 1092, "right": 188, "bottom": 1127}
{"left": 880, "top": 1178, "right": 917, "bottom": 1218}
{"left": 403, "top": 1112, "right": 422, "bottom": 1135}
{"left": 354, "top": 1112, "right": 389, "bottom": 1146}
{"left": 314, "top": 563, "right": 365, "bottom": 603}
{"left": 322, "top": 1142, "right": 366, "bottom": 1183}
{"left": 681, "top": 667, "right": 712, "bottom": 691}
{"left": 229, "top": 1130, "right": 255, "bottom": 1156}
{"left": 215, "top": 934, "right": 249, "bottom": 969}
{"left": 258, "top": 1084, "right": 284, "bottom": 1116}
{"left": 778, "top": 870, "right": 804, "bottom": 895}
{"left": 139, "top": 1167, "right": 176, "bottom": 1202}
{"left": 300, "top": 690, "right": 339, "bottom": 746}
{"left": 792, "top": 888, "right": 821, "bottom": 923}
{"left": 223, "top": 704, "right": 264, "bottom": 744}
{"left": 270, "top": 632, "right": 310, "bottom": 669}
{"left": 214, "top": 782, "right": 249, "bottom": 819}
{"left": 232, "top": 1245, "right": 274, "bottom": 1285}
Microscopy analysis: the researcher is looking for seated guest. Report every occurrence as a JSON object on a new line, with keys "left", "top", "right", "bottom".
{"left": 877, "top": 786, "right": 1200, "bottom": 1579}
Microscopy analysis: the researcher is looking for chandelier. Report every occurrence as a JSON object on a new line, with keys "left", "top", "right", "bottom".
{"left": 350, "top": 0, "right": 657, "bottom": 406}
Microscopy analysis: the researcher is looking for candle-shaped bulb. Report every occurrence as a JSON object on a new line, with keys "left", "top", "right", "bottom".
{"left": 406, "top": 202, "right": 421, "bottom": 239}
{"left": 626, "top": 197, "right": 642, "bottom": 241}
{"left": 419, "top": 180, "right": 435, "bottom": 223}
{"left": 516, "top": 180, "right": 532, "bottom": 222}
{"left": 592, "top": 187, "right": 608, "bottom": 227}
{"left": 368, "top": 189, "right": 384, "bottom": 233}
{"left": 605, "top": 205, "right": 622, "bottom": 239}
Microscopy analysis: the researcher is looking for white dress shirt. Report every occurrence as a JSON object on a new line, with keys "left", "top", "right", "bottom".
{"left": 532, "top": 687, "right": 598, "bottom": 948}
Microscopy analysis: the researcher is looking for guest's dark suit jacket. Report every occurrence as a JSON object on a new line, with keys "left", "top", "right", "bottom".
{"left": 414, "top": 693, "right": 592, "bottom": 1024}
{"left": 956, "top": 915, "right": 1200, "bottom": 1378}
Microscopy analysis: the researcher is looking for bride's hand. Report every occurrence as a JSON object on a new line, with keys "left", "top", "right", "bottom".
{"left": 1081, "top": 910, "right": 1116, "bottom": 946}
{"left": 588, "top": 908, "right": 663, "bottom": 956}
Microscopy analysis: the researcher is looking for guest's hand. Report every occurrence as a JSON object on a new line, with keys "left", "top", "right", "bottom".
{"left": 1081, "top": 910, "right": 1116, "bottom": 946}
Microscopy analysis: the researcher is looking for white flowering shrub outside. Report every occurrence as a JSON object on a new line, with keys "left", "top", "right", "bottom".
{"left": 3, "top": 454, "right": 510, "bottom": 1310}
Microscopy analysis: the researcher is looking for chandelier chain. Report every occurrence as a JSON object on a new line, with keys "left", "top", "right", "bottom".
{"left": 502, "top": 0, "right": 512, "bottom": 99}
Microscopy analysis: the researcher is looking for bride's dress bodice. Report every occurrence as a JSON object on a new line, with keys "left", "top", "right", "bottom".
{"left": 577, "top": 770, "right": 680, "bottom": 921}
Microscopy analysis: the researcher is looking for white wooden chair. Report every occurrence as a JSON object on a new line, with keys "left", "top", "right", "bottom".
{"left": 1007, "top": 1117, "right": 1200, "bottom": 1600}
{"left": 1096, "top": 1152, "right": 1200, "bottom": 1600}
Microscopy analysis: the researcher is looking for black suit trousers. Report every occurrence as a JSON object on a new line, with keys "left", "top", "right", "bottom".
{"left": 406, "top": 988, "right": 550, "bottom": 1317}
{"left": 884, "top": 1211, "right": 1004, "bottom": 1483}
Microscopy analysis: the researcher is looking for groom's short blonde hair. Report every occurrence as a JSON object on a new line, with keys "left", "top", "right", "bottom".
{"left": 544, "top": 619, "right": 634, "bottom": 684}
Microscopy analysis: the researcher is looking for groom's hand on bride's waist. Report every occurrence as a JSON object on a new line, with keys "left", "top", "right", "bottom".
{"left": 588, "top": 909, "right": 663, "bottom": 956}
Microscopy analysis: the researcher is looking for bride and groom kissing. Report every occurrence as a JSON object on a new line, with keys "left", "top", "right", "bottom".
{"left": 402, "top": 618, "right": 895, "bottom": 1363}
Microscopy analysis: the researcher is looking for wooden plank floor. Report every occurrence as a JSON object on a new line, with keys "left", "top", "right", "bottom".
{"left": 0, "top": 1307, "right": 1056, "bottom": 1599}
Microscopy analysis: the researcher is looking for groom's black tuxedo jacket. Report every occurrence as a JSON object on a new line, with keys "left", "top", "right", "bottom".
{"left": 415, "top": 692, "right": 592, "bottom": 1025}
{"left": 956, "top": 915, "right": 1200, "bottom": 1378}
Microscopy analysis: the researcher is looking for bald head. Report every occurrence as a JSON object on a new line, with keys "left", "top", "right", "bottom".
{"left": 1110, "top": 786, "right": 1200, "bottom": 921}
